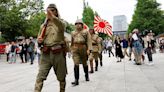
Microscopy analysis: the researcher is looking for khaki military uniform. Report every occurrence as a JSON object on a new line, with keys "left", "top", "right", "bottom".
{"left": 34, "top": 10, "right": 67, "bottom": 92}
{"left": 71, "top": 29, "right": 92, "bottom": 85}
{"left": 89, "top": 34, "right": 102, "bottom": 72}
{"left": 64, "top": 36, "right": 71, "bottom": 53}
{"left": 71, "top": 29, "right": 92, "bottom": 65}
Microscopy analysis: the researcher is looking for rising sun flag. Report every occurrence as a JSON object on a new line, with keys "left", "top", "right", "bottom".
{"left": 94, "top": 16, "right": 113, "bottom": 36}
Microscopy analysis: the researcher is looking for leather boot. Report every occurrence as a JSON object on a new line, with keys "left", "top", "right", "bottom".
{"left": 60, "top": 81, "right": 66, "bottom": 92}
{"left": 89, "top": 60, "right": 94, "bottom": 73}
{"left": 95, "top": 60, "right": 98, "bottom": 71}
{"left": 89, "top": 67, "right": 94, "bottom": 73}
{"left": 95, "top": 67, "right": 98, "bottom": 71}
{"left": 142, "top": 55, "right": 145, "bottom": 61}
{"left": 72, "top": 65, "right": 79, "bottom": 86}
{"left": 100, "top": 61, "right": 103, "bottom": 66}
{"left": 84, "top": 66, "right": 89, "bottom": 81}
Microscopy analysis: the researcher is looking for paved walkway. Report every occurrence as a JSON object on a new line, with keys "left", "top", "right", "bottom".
{"left": 0, "top": 50, "right": 164, "bottom": 92}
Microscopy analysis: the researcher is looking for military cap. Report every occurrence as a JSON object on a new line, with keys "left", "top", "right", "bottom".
{"left": 75, "top": 19, "right": 83, "bottom": 25}
{"left": 47, "top": 4, "right": 57, "bottom": 9}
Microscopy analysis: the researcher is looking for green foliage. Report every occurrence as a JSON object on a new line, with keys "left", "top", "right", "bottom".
{"left": 82, "top": 6, "right": 94, "bottom": 28}
{"left": 128, "top": 0, "right": 164, "bottom": 35}
{"left": 26, "top": 12, "right": 46, "bottom": 38}
{"left": 0, "top": 37, "right": 6, "bottom": 43}
{"left": 66, "top": 23, "right": 75, "bottom": 33}
{"left": 0, "top": 0, "right": 44, "bottom": 41}
{"left": 98, "top": 33, "right": 108, "bottom": 40}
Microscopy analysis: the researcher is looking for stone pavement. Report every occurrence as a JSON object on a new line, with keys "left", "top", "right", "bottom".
{"left": 0, "top": 51, "right": 164, "bottom": 92}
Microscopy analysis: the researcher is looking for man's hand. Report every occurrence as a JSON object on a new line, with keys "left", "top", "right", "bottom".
{"left": 87, "top": 50, "right": 90, "bottom": 55}
{"left": 47, "top": 8, "right": 57, "bottom": 20}
{"left": 47, "top": 9, "right": 54, "bottom": 19}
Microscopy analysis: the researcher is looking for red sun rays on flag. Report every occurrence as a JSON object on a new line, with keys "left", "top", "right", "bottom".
{"left": 94, "top": 16, "right": 113, "bottom": 36}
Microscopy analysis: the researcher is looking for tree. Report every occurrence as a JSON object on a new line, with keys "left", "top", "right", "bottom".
{"left": 128, "top": 0, "right": 164, "bottom": 35}
{"left": 26, "top": 12, "right": 46, "bottom": 38}
{"left": 66, "top": 23, "right": 74, "bottom": 33}
{"left": 82, "top": 6, "right": 94, "bottom": 28}
{"left": 0, "top": 0, "right": 44, "bottom": 41}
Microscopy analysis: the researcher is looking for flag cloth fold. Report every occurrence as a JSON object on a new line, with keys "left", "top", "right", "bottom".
{"left": 94, "top": 16, "right": 113, "bottom": 36}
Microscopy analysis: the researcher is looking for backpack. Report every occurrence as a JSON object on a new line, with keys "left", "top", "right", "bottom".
{"left": 27, "top": 46, "right": 32, "bottom": 52}
{"left": 28, "top": 42, "right": 35, "bottom": 52}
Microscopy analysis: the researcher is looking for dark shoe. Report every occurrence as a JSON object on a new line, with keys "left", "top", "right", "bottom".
{"left": 71, "top": 80, "right": 79, "bottom": 86}
{"left": 136, "top": 63, "right": 142, "bottom": 65}
{"left": 85, "top": 73, "right": 89, "bottom": 81}
{"left": 86, "top": 77, "right": 89, "bottom": 81}
{"left": 129, "top": 58, "right": 131, "bottom": 61}
{"left": 83, "top": 66, "right": 89, "bottom": 81}
{"left": 89, "top": 70, "right": 94, "bottom": 73}
{"left": 95, "top": 60, "right": 98, "bottom": 71}
{"left": 21, "top": 60, "right": 24, "bottom": 63}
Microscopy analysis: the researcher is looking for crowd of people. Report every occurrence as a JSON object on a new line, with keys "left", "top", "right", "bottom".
{"left": 103, "top": 29, "right": 159, "bottom": 65}
{"left": 4, "top": 37, "right": 39, "bottom": 65}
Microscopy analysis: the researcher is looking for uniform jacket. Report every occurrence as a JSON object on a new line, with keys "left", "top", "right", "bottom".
{"left": 38, "top": 17, "right": 66, "bottom": 47}
{"left": 91, "top": 34, "right": 102, "bottom": 52}
{"left": 71, "top": 29, "right": 92, "bottom": 51}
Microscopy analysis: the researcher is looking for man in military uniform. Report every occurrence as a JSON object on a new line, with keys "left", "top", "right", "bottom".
{"left": 71, "top": 19, "right": 92, "bottom": 86}
{"left": 34, "top": 4, "right": 67, "bottom": 92}
{"left": 89, "top": 29, "right": 102, "bottom": 73}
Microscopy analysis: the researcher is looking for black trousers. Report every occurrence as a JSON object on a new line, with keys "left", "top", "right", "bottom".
{"left": 19, "top": 51, "right": 28, "bottom": 62}
{"left": 6, "top": 53, "right": 9, "bottom": 62}
{"left": 146, "top": 48, "right": 152, "bottom": 62}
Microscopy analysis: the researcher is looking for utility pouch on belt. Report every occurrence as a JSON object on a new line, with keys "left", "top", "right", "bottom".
{"left": 41, "top": 46, "right": 50, "bottom": 54}
{"left": 51, "top": 45, "right": 63, "bottom": 54}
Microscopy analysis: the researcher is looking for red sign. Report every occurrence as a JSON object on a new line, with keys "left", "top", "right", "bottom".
{"left": 0, "top": 44, "right": 6, "bottom": 54}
